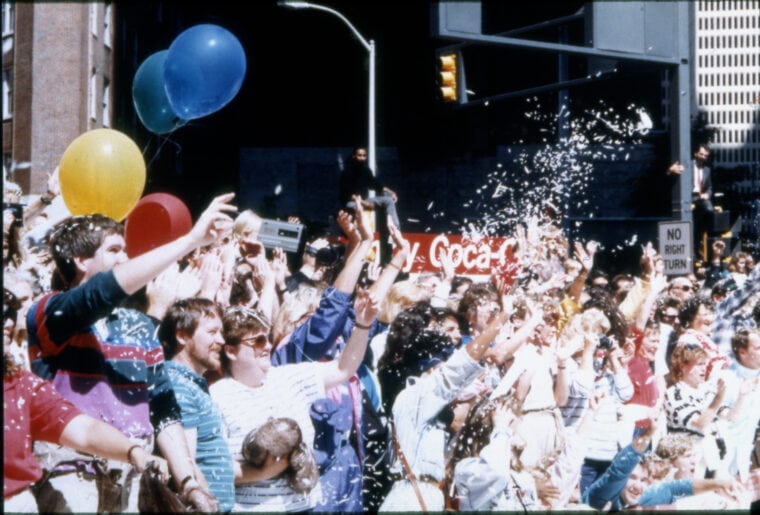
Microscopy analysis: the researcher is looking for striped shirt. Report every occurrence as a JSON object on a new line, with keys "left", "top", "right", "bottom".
{"left": 27, "top": 271, "right": 180, "bottom": 442}
{"left": 166, "top": 361, "right": 235, "bottom": 513}
{"left": 210, "top": 362, "right": 325, "bottom": 512}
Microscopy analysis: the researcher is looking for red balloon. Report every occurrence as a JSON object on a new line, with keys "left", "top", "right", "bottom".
{"left": 125, "top": 193, "right": 192, "bottom": 258}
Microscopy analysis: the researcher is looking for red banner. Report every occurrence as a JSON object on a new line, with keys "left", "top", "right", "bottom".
{"left": 363, "top": 232, "right": 514, "bottom": 275}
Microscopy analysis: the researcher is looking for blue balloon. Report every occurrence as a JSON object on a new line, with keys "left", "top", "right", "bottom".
{"left": 164, "top": 24, "right": 247, "bottom": 120}
{"left": 132, "top": 51, "right": 186, "bottom": 134}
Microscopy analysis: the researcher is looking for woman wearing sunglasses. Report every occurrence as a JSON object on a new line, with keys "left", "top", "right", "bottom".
{"left": 210, "top": 287, "right": 378, "bottom": 512}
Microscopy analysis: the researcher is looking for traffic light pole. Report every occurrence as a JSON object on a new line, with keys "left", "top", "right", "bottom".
{"left": 279, "top": 1, "right": 376, "bottom": 174}
{"left": 368, "top": 39, "right": 376, "bottom": 175}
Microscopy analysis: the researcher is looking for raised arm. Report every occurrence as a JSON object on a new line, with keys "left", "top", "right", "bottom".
{"left": 323, "top": 288, "right": 379, "bottom": 390}
{"left": 333, "top": 196, "right": 373, "bottom": 294}
{"left": 466, "top": 308, "right": 510, "bottom": 363}
{"left": 113, "top": 193, "right": 237, "bottom": 295}
{"left": 567, "top": 240, "right": 597, "bottom": 305}
{"left": 368, "top": 224, "right": 409, "bottom": 301}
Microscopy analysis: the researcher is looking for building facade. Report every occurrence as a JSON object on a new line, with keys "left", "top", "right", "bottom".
{"left": 2, "top": 1, "right": 113, "bottom": 197}
{"left": 694, "top": 0, "right": 760, "bottom": 248}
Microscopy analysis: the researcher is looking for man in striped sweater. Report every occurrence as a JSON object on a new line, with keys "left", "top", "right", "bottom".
{"left": 27, "top": 193, "right": 236, "bottom": 512}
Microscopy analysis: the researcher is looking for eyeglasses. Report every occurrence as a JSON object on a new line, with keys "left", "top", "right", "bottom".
{"left": 660, "top": 314, "right": 678, "bottom": 323}
{"left": 671, "top": 284, "right": 693, "bottom": 292}
{"left": 237, "top": 333, "right": 270, "bottom": 351}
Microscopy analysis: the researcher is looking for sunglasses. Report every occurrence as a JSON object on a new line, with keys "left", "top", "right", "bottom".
{"left": 671, "top": 284, "right": 693, "bottom": 292}
{"left": 660, "top": 314, "right": 678, "bottom": 323}
{"left": 236, "top": 332, "right": 270, "bottom": 351}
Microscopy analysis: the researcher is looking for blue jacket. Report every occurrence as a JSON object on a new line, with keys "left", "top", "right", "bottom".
{"left": 270, "top": 285, "right": 364, "bottom": 512}
{"left": 583, "top": 444, "right": 695, "bottom": 510}
{"left": 271, "top": 286, "right": 352, "bottom": 365}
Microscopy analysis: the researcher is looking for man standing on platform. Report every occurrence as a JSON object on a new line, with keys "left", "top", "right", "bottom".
{"left": 668, "top": 142, "right": 714, "bottom": 250}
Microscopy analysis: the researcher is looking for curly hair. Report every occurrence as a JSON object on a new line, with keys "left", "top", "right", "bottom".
{"left": 241, "top": 417, "right": 319, "bottom": 494}
{"left": 582, "top": 286, "right": 628, "bottom": 344}
{"left": 48, "top": 214, "right": 123, "bottom": 290}
{"left": 677, "top": 295, "right": 713, "bottom": 329}
{"left": 669, "top": 342, "right": 709, "bottom": 382}
{"left": 655, "top": 295, "right": 682, "bottom": 323}
{"left": 377, "top": 301, "right": 456, "bottom": 414}
{"left": 655, "top": 433, "right": 696, "bottom": 462}
{"left": 456, "top": 281, "right": 499, "bottom": 332}
{"left": 220, "top": 306, "right": 271, "bottom": 375}
{"left": 443, "top": 395, "right": 523, "bottom": 509}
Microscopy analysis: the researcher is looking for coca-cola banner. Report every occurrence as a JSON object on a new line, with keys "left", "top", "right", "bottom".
{"left": 361, "top": 233, "right": 514, "bottom": 275}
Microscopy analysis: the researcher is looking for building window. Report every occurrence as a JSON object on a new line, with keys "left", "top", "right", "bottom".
{"left": 103, "top": 2, "right": 112, "bottom": 48}
{"left": 2, "top": 67, "right": 12, "bottom": 120}
{"left": 2, "top": 152, "right": 13, "bottom": 182}
{"left": 102, "top": 77, "right": 110, "bottom": 127}
{"left": 2, "top": 1, "right": 14, "bottom": 36}
{"left": 89, "top": 71, "right": 98, "bottom": 122}
{"left": 90, "top": 2, "right": 99, "bottom": 38}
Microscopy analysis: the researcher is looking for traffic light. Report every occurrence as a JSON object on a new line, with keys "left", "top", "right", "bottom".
{"left": 437, "top": 52, "right": 459, "bottom": 103}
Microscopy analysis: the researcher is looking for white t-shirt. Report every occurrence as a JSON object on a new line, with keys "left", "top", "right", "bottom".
{"left": 210, "top": 363, "right": 326, "bottom": 512}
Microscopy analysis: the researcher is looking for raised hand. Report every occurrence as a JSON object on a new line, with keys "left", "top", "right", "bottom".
{"left": 198, "top": 251, "right": 225, "bottom": 301}
{"left": 574, "top": 240, "right": 596, "bottom": 274}
{"left": 389, "top": 223, "right": 410, "bottom": 257}
{"left": 490, "top": 398, "right": 517, "bottom": 430}
{"left": 668, "top": 160, "right": 684, "bottom": 175}
{"left": 353, "top": 288, "right": 380, "bottom": 327}
{"left": 271, "top": 247, "right": 290, "bottom": 290}
{"left": 494, "top": 243, "right": 521, "bottom": 290}
{"left": 365, "top": 261, "right": 381, "bottom": 283}
{"left": 352, "top": 195, "right": 373, "bottom": 241}
{"left": 188, "top": 193, "right": 237, "bottom": 248}
{"left": 146, "top": 263, "right": 187, "bottom": 319}
{"left": 175, "top": 263, "right": 204, "bottom": 300}
{"left": 437, "top": 246, "right": 455, "bottom": 282}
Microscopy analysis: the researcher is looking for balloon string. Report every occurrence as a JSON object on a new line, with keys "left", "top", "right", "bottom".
{"left": 145, "top": 132, "right": 179, "bottom": 170}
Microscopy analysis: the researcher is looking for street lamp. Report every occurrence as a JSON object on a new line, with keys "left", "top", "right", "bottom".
{"left": 279, "top": 1, "right": 376, "bottom": 175}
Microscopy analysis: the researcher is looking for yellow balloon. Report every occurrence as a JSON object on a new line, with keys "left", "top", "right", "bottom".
{"left": 59, "top": 128, "right": 146, "bottom": 221}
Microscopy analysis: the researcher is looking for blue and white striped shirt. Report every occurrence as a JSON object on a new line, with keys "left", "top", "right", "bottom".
{"left": 166, "top": 361, "right": 235, "bottom": 513}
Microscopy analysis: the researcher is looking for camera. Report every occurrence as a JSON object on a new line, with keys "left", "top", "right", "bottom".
{"left": 315, "top": 244, "right": 345, "bottom": 267}
{"left": 3, "top": 203, "right": 24, "bottom": 228}
{"left": 257, "top": 219, "right": 304, "bottom": 253}
{"left": 597, "top": 335, "right": 615, "bottom": 351}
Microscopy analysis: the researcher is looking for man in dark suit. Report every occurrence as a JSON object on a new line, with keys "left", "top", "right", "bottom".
{"left": 668, "top": 142, "right": 714, "bottom": 245}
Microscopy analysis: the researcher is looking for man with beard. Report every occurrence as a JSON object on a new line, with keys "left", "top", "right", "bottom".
{"left": 160, "top": 298, "right": 235, "bottom": 513}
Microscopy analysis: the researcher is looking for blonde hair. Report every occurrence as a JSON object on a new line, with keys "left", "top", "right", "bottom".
{"left": 561, "top": 308, "right": 611, "bottom": 340}
{"left": 272, "top": 285, "right": 324, "bottom": 346}
{"left": 233, "top": 209, "right": 263, "bottom": 239}
{"left": 670, "top": 342, "right": 709, "bottom": 381}
{"left": 378, "top": 280, "right": 426, "bottom": 325}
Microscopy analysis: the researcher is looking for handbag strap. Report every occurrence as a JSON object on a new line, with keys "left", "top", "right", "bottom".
{"left": 389, "top": 419, "right": 428, "bottom": 513}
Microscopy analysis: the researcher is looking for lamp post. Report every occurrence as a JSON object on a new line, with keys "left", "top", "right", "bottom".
{"left": 279, "top": 1, "right": 376, "bottom": 175}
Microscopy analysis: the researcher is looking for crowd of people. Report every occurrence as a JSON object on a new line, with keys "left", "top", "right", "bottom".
{"left": 3, "top": 164, "right": 759, "bottom": 513}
